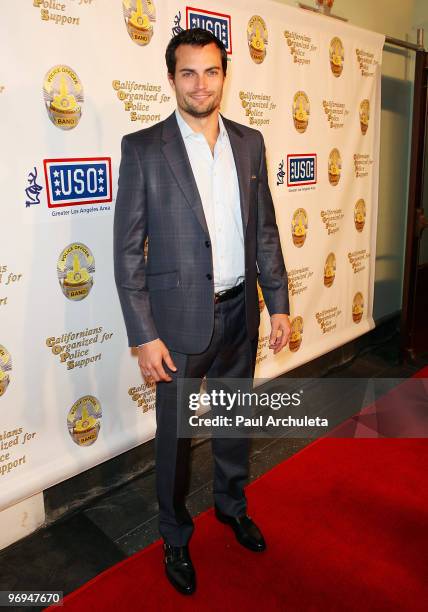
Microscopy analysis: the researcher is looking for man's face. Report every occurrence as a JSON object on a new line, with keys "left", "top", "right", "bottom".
{"left": 168, "top": 42, "right": 225, "bottom": 118}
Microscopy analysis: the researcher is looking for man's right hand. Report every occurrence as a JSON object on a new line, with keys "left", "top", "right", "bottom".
{"left": 137, "top": 339, "right": 177, "bottom": 383}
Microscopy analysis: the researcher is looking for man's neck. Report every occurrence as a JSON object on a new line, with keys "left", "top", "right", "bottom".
{"left": 177, "top": 107, "right": 220, "bottom": 143}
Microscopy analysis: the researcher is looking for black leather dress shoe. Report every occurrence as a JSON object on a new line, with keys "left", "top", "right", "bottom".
{"left": 214, "top": 506, "right": 266, "bottom": 552}
{"left": 163, "top": 543, "right": 196, "bottom": 595}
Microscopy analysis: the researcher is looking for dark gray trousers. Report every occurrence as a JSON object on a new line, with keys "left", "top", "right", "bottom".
{"left": 155, "top": 290, "right": 258, "bottom": 546}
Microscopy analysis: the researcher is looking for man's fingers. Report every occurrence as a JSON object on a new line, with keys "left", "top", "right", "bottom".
{"left": 140, "top": 363, "right": 170, "bottom": 383}
{"left": 139, "top": 361, "right": 172, "bottom": 382}
{"left": 139, "top": 365, "right": 154, "bottom": 383}
{"left": 273, "top": 332, "right": 289, "bottom": 354}
{"left": 163, "top": 351, "right": 177, "bottom": 373}
{"left": 277, "top": 324, "right": 290, "bottom": 348}
{"left": 137, "top": 340, "right": 177, "bottom": 383}
{"left": 270, "top": 320, "right": 291, "bottom": 353}
{"left": 152, "top": 361, "right": 172, "bottom": 382}
{"left": 283, "top": 328, "right": 290, "bottom": 346}
{"left": 269, "top": 323, "right": 280, "bottom": 346}
{"left": 270, "top": 331, "right": 282, "bottom": 347}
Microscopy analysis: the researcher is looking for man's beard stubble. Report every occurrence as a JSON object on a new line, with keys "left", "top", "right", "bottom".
{"left": 180, "top": 93, "right": 221, "bottom": 119}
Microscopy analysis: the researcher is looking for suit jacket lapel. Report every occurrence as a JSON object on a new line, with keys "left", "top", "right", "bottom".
{"left": 222, "top": 115, "right": 251, "bottom": 233}
{"left": 161, "top": 112, "right": 209, "bottom": 236}
{"left": 160, "top": 112, "right": 251, "bottom": 237}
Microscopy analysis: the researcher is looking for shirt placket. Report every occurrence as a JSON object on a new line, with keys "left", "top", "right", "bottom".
{"left": 213, "top": 135, "right": 227, "bottom": 289}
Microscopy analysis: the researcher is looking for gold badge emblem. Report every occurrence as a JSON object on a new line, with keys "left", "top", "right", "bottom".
{"left": 123, "top": 0, "right": 156, "bottom": 46}
{"left": 328, "top": 148, "right": 342, "bottom": 186}
{"left": 289, "top": 316, "right": 303, "bottom": 352}
{"left": 352, "top": 292, "right": 364, "bottom": 323}
{"left": 247, "top": 16, "right": 268, "bottom": 64}
{"left": 0, "top": 345, "right": 12, "bottom": 397}
{"left": 359, "top": 99, "right": 370, "bottom": 135}
{"left": 43, "top": 65, "right": 83, "bottom": 130}
{"left": 257, "top": 281, "right": 265, "bottom": 312}
{"left": 324, "top": 253, "right": 336, "bottom": 288}
{"left": 354, "top": 199, "right": 366, "bottom": 232}
{"left": 67, "top": 395, "right": 102, "bottom": 446}
{"left": 57, "top": 243, "right": 95, "bottom": 301}
{"left": 329, "top": 37, "right": 344, "bottom": 77}
{"left": 292, "top": 91, "right": 310, "bottom": 133}
{"left": 291, "top": 208, "right": 308, "bottom": 247}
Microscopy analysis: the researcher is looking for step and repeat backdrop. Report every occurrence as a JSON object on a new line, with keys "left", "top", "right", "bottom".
{"left": 0, "top": 0, "right": 384, "bottom": 509}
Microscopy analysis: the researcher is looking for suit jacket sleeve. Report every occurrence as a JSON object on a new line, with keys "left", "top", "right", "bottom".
{"left": 256, "top": 132, "right": 290, "bottom": 316}
{"left": 113, "top": 136, "right": 159, "bottom": 347}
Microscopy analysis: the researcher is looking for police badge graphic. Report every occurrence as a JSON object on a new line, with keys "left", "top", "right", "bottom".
{"left": 247, "top": 16, "right": 268, "bottom": 64}
{"left": 291, "top": 208, "right": 308, "bottom": 247}
{"left": 324, "top": 253, "right": 336, "bottom": 288}
{"left": 352, "top": 292, "right": 364, "bottom": 323}
{"left": 57, "top": 243, "right": 95, "bottom": 301}
{"left": 354, "top": 199, "right": 366, "bottom": 232}
{"left": 0, "top": 345, "right": 12, "bottom": 397}
{"left": 43, "top": 65, "right": 84, "bottom": 130}
{"left": 359, "top": 99, "right": 370, "bottom": 135}
{"left": 329, "top": 37, "right": 344, "bottom": 77}
{"left": 123, "top": 0, "right": 156, "bottom": 46}
{"left": 289, "top": 316, "right": 303, "bottom": 352}
{"left": 292, "top": 91, "right": 310, "bottom": 133}
{"left": 328, "top": 148, "right": 342, "bottom": 186}
{"left": 67, "top": 395, "right": 102, "bottom": 446}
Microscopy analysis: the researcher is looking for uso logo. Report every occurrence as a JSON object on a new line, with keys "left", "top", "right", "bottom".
{"left": 43, "top": 158, "right": 112, "bottom": 208}
{"left": 287, "top": 154, "right": 317, "bottom": 187}
{"left": 186, "top": 7, "right": 232, "bottom": 54}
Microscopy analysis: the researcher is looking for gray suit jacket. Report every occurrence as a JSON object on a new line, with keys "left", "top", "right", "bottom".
{"left": 113, "top": 111, "right": 289, "bottom": 353}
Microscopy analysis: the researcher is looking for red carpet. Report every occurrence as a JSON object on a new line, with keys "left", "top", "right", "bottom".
{"left": 414, "top": 365, "right": 428, "bottom": 378}
{"left": 54, "top": 437, "right": 428, "bottom": 612}
{"left": 326, "top": 366, "right": 428, "bottom": 438}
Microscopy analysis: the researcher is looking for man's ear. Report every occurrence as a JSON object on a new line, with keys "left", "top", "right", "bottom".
{"left": 167, "top": 72, "right": 175, "bottom": 89}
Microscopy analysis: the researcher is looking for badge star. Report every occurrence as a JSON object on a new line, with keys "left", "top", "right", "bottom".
{"left": 98, "top": 186, "right": 105, "bottom": 193}
{"left": 55, "top": 189, "right": 61, "bottom": 196}
{"left": 53, "top": 170, "right": 60, "bottom": 178}
{"left": 54, "top": 180, "right": 60, "bottom": 187}
{"left": 98, "top": 168, "right": 104, "bottom": 175}
{"left": 192, "top": 17, "right": 197, "bottom": 25}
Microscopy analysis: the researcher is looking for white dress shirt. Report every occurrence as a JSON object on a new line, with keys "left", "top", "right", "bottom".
{"left": 175, "top": 109, "right": 245, "bottom": 292}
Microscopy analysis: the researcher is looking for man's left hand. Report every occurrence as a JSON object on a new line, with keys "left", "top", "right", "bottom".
{"left": 269, "top": 314, "right": 291, "bottom": 354}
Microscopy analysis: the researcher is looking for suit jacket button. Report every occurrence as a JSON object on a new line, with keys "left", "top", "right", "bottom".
{"left": 205, "top": 241, "right": 210, "bottom": 248}
{"left": 206, "top": 273, "right": 212, "bottom": 280}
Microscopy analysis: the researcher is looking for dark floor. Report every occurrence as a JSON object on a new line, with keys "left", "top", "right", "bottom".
{"left": 0, "top": 329, "right": 426, "bottom": 611}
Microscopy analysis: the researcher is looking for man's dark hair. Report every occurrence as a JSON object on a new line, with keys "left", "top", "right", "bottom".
{"left": 165, "top": 28, "right": 227, "bottom": 76}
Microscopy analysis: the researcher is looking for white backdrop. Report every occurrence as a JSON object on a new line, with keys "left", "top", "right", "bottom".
{"left": 0, "top": 0, "right": 384, "bottom": 510}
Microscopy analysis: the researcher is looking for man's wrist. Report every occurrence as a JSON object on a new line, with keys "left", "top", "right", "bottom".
{"left": 137, "top": 338, "right": 160, "bottom": 348}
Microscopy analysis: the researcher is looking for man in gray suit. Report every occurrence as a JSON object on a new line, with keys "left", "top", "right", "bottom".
{"left": 114, "top": 28, "right": 290, "bottom": 595}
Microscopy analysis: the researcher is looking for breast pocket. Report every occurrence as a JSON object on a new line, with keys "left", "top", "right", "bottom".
{"left": 146, "top": 270, "right": 179, "bottom": 291}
